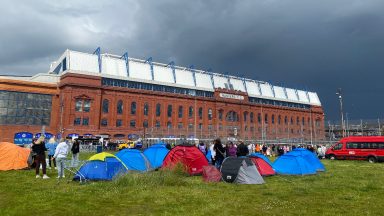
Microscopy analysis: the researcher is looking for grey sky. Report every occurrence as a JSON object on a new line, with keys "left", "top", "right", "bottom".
{"left": 1, "top": 0, "right": 383, "bottom": 121}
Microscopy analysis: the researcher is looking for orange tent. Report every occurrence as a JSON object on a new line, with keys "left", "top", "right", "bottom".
{"left": 0, "top": 142, "right": 31, "bottom": 171}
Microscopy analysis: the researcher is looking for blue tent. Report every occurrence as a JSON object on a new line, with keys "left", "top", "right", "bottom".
{"left": 273, "top": 155, "right": 317, "bottom": 175}
{"left": 287, "top": 148, "right": 325, "bottom": 172}
{"left": 116, "top": 149, "right": 151, "bottom": 171}
{"left": 143, "top": 144, "right": 169, "bottom": 169}
{"left": 74, "top": 153, "right": 128, "bottom": 181}
{"left": 249, "top": 153, "right": 272, "bottom": 166}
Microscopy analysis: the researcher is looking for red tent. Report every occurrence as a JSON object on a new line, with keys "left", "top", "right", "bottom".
{"left": 202, "top": 165, "right": 222, "bottom": 182}
{"left": 249, "top": 156, "right": 276, "bottom": 176}
{"left": 162, "top": 145, "right": 209, "bottom": 175}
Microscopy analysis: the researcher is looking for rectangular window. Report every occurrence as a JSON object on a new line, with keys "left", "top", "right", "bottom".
{"left": 101, "top": 119, "right": 108, "bottom": 126}
{"left": 75, "top": 99, "right": 83, "bottom": 112}
{"left": 82, "top": 117, "right": 89, "bottom": 126}
{"left": 167, "top": 105, "right": 172, "bottom": 118}
{"left": 83, "top": 100, "right": 90, "bottom": 112}
{"left": 188, "top": 123, "right": 193, "bottom": 129}
{"left": 178, "top": 123, "right": 183, "bottom": 129}
{"left": 178, "top": 106, "right": 183, "bottom": 118}
{"left": 130, "top": 120, "right": 136, "bottom": 128}
{"left": 116, "top": 119, "right": 122, "bottom": 127}
{"left": 74, "top": 117, "right": 81, "bottom": 125}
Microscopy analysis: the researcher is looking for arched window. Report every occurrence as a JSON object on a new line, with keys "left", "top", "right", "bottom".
{"left": 297, "top": 116, "right": 300, "bottom": 125}
{"left": 156, "top": 103, "right": 161, "bottom": 117}
{"left": 208, "top": 108, "right": 213, "bottom": 120}
{"left": 226, "top": 111, "right": 239, "bottom": 122}
{"left": 167, "top": 105, "right": 172, "bottom": 117}
{"left": 198, "top": 107, "right": 203, "bottom": 120}
{"left": 291, "top": 117, "right": 294, "bottom": 125}
{"left": 302, "top": 117, "right": 305, "bottom": 125}
{"left": 178, "top": 106, "right": 183, "bottom": 118}
{"left": 264, "top": 114, "right": 268, "bottom": 124}
{"left": 258, "top": 113, "right": 262, "bottom": 123}
{"left": 143, "top": 103, "right": 149, "bottom": 116}
{"left": 278, "top": 115, "right": 281, "bottom": 125}
{"left": 250, "top": 112, "right": 254, "bottom": 123}
{"left": 272, "top": 114, "right": 275, "bottom": 124}
{"left": 117, "top": 100, "right": 123, "bottom": 114}
{"left": 155, "top": 121, "right": 160, "bottom": 128}
{"left": 102, "top": 99, "right": 109, "bottom": 113}
{"left": 285, "top": 116, "right": 288, "bottom": 125}
{"left": 243, "top": 112, "right": 248, "bottom": 122}
{"left": 167, "top": 121, "right": 172, "bottom": 128}
{"left": 188, "top": 106, "right": 193, "bottom": 118}
{"left": 131, "top": 102, "right": 136, "bottom": 115}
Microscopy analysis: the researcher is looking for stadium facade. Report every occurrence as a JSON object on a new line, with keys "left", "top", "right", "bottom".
{"left": 0, "top": 48, "right": 325, "bottom": 143}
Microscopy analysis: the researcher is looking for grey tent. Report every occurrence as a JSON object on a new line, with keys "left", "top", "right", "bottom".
{"left": 220, "top": 157, "right": 265, "bottom": 184}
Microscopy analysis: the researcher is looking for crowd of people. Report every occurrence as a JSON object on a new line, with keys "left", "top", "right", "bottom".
{"left": 193, "top": 138, "right": 328, "bottom": 169}
{"left": 29, "top": 136, "right": 81, "bottom": 179}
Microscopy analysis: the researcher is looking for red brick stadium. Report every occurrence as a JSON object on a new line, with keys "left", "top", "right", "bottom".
{"left": 0, "top": 48, "right": 325, "bottom": 143}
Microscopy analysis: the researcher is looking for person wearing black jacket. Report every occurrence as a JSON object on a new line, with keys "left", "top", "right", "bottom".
{"left": 213, "top": 138, "right": 225, "bottom": 169}
{"left": 236, "top": 141, "right": 249, "bottom": 157}
{"left": 31, "top": 137, "right": 50, "bottom": 179}
{"left": 71, "top": 139, "right": 80, "bottom": 167}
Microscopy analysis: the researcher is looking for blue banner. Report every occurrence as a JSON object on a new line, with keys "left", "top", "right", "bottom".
{"left": 14, "top": 132, "right": 33, "bottom": 145}
{"left": 35, "top": 133, "right": 53, "bottom": 139}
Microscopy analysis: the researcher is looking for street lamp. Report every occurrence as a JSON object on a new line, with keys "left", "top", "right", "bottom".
{"left": 336, "top": 88, "right": 345, "bottom": 137}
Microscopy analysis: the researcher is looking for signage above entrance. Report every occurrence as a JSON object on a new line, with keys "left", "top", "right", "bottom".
{"left": 219, "top": 93, "right": 245, "bottom": 100}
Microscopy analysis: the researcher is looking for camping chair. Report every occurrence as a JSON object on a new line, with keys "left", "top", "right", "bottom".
{"left": 63, "top": 159, "right": 87, "bottom": 183}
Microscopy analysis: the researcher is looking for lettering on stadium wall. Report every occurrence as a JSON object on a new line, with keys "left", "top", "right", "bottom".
{"left": 219, "top": 93, "right": 244, "bottom": 100}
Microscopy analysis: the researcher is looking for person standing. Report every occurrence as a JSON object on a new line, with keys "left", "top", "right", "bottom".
{"left": 71, "top": 139, "right": 80, "bottom": 167}
{"left": 198, "top": 142, "right": 207, "bottom": 155}
{"left": 236, "top": 141, "right": 249, "bottom": 157}
{"left": 213, "top": 139, "right": 225, "bottom": 169}
{"left": 45, "top": 137, "right": 58, "bottom": 169}
{"left": 32, "top": 136, "right": 49, "bottom": 179}
{"left": 53, "top": 138, "right": 69, "bottom": 178}
{"left": 209, "top": 142, "right": 216, "bottom": 166}
{"left": 227, "top": 142, "right": 237, "bottom": 157}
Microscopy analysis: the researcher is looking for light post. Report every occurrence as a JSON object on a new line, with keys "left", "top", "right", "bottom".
{"left": 336, "top": 88, "right": 345, "bottom": 137}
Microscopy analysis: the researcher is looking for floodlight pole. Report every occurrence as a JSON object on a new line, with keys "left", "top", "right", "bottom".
{"left": 336, "top": 88, "right": 345, "bottom": 137}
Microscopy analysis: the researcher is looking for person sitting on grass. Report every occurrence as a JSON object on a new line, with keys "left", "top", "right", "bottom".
{"left": 32, "top": 136, "right": 49, "bottom": 179}
{"left": 53, "top": 138, "right": 69, "bottom": 179}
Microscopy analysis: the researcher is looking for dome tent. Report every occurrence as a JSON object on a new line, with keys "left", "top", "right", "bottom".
{"left": 74, "top": 152, "right": 128, "bottom": 181}
{"left": 248, "top": 154, "right": 275, "bottom": 176}
{"left": 273, "top": 154, "right": 317, "bottom": 175}
{"left": 116, "top": 149, "right": 151, "bottom": 172}
{"left": 287, "top": 148, "right": 325, "bottom": 172}
{"left": 220, "top": 157, "right": 265, "bottom": 184}
{"left": 249, "top": 153, "right": 273, "bottom": 166}
{"left": 143, "top": 144, "right": 169, "bottom": 169}
{"left": 0, "top": 142, "right": 31, "bottom": 171}
{"left": 162, "top": 145, "right": 209, "bottom": 175}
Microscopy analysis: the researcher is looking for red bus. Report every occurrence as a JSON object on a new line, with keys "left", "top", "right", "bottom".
{"left": 325, "top": 136, "right": 384, "bottom": 163}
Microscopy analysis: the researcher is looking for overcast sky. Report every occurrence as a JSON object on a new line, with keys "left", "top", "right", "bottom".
{"left": 0, "top": 0, "right": 383, "bottom": 121}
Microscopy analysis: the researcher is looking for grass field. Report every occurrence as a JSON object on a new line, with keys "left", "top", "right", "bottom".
{"left": 1, "top": 153, "right": 384, "bottom": 216}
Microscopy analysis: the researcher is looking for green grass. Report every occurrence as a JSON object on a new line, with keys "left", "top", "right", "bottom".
{"left": 1, "top": 153, "right": 384, "bottom": 216}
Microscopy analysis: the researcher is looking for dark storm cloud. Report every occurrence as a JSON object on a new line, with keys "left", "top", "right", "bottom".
{"left": 0, "top": 0, "right": 383, "bottom": 120}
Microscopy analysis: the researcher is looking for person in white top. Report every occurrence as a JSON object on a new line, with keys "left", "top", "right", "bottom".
{"left": 209, "top": 143, "right": 216, "bottom": 166}
{"left": 52, "top": 138, "right": 69, "bottom": 179}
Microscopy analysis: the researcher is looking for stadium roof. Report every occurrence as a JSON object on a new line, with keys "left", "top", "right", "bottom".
{"left": 48, "top": 49, "right": 321, "bottom": 106}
